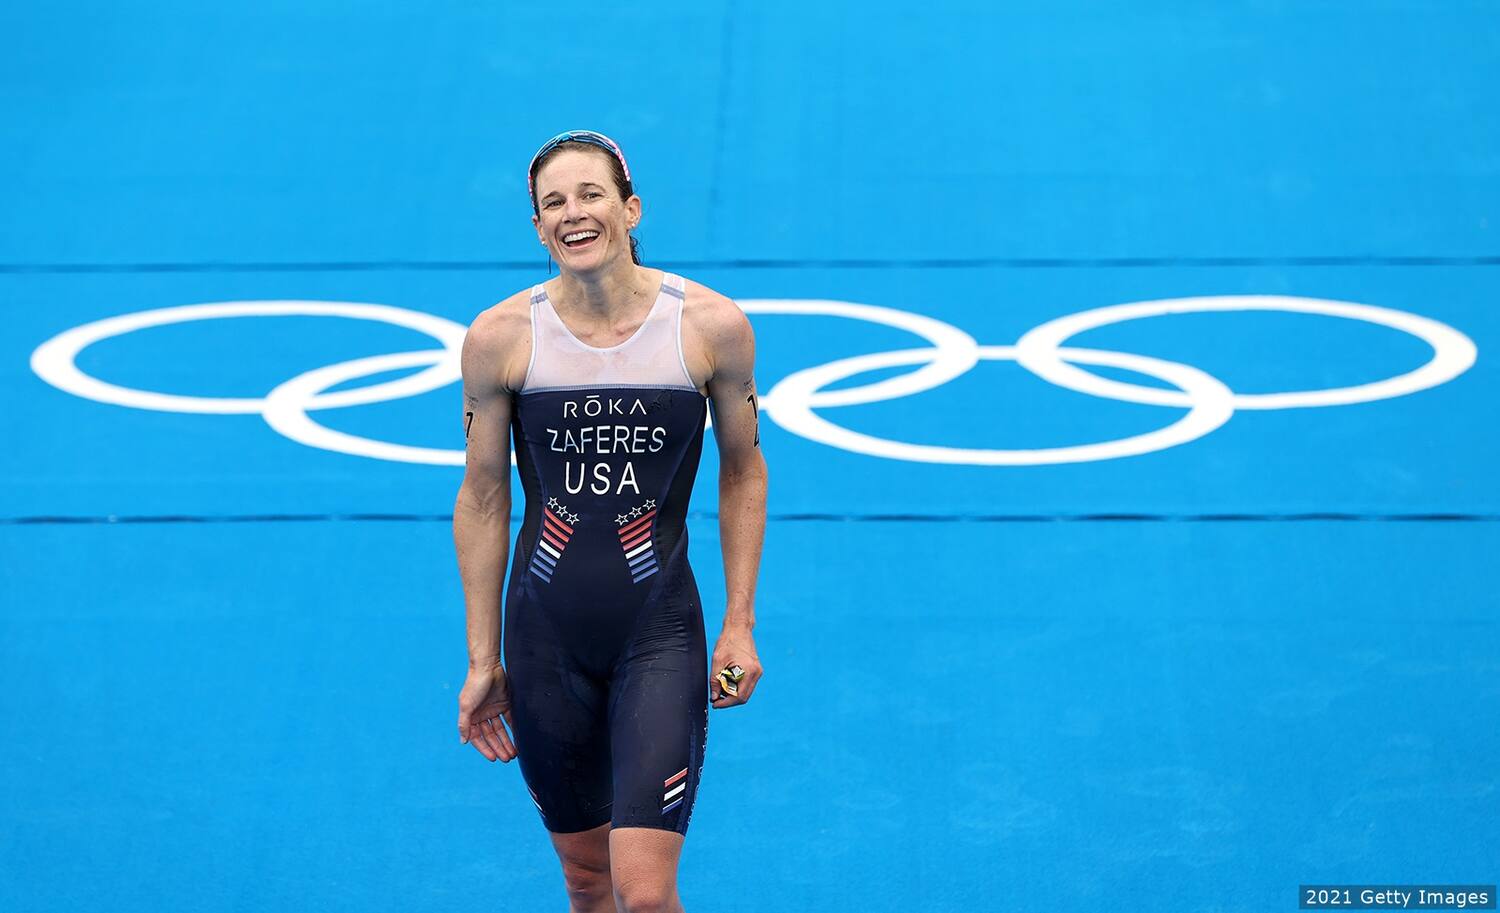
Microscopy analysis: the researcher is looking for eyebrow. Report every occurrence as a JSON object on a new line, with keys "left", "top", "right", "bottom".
{"left": 540, "top": 182, "right": 607, "bottom": 201}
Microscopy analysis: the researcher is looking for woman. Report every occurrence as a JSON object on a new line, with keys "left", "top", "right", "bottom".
{"left": 453, "top": 130, "right": 768, "bottom": 913}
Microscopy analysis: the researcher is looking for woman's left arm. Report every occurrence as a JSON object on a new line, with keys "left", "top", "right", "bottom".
{"left": 700, "top": 292, "right": 768, "bottom": 708}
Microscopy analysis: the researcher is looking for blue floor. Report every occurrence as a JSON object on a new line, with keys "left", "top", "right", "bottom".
{"left": 3, "top": 3, "right": 1497, "bottom": 911}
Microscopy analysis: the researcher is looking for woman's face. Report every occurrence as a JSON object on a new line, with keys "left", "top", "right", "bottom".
{"left": 531, "top": 148, "right": 640, "bottom": 274}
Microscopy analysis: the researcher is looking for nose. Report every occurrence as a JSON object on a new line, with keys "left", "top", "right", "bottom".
{"left": 563, "top": 195, "right": 587, "bottom": 221}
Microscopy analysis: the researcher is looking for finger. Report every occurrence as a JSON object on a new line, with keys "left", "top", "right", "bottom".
{"left": 458, "top": 715, "right": 471, "bottom": 745}
{"left": 482, "top": 716, "right": 514, "bottom": 763}
{"left": 476, "top": 719, "right": 502, "bottom": 761}
{"left": 486, "top": 722, "right": 508, "bottom": 762}
{"left": 494, "top": 718, "right": 518, "bottom": 762}
{"left": 737, "top": 667, "right": 762, "bottom": 702}
{"left": 469, "top": 728, "right": 497, "bottom": 761}
{"left": 711, "top": 682, "right": 742, "bottom": 708}
{"left": 478, "top": 717, "right": 505, "bottom": 762}
{"left": 471, "top": 717, "right": 499, "bottom": 761}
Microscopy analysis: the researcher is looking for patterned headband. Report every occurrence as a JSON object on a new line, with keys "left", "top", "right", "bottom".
{"left": 527, "top": 130, "right": 632, "bottom": 202}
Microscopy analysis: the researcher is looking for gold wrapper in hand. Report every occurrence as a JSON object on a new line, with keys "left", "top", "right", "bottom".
{"left": 716, "top": 664, "right": 745, "bottom": 698}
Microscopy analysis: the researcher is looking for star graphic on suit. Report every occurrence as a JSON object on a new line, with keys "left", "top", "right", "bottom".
{"left": 616, "top": 514, "right": 629, "bottom": 526}
{"left": 565, "top": 511, "right": 579, "bottom": 525}
{"left": 547, "top": 497, "right": 559, "bottom": 510}
{"left": 630, "top": 507, "right": 642, "bottom": 518}
{"left": 644, "top": 499, "right": 657, "bottom": 510}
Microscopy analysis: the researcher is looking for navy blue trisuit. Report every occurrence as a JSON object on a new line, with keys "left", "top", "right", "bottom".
{"left": 503, "top": 271, "right": 711, "bottom": 834}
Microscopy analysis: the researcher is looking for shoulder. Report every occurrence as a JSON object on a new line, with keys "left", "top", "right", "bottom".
{"left": 468, "top": 287, "right": 532, "bottom": 344}
{"left": 680, "top": 276, "right": 754, "bottom": 383}
{"left": 462, "top": 287, "right": 534, "bottom": 392}
{"left": 681, "top": 277, "right": 753, "bottom": 350}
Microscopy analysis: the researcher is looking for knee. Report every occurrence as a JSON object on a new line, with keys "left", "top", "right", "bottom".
{"left": 560, "top": 857, "right": 613, "bottom": 910}
{"left": 613, "top": 872, "right": 677, "bottom": 913}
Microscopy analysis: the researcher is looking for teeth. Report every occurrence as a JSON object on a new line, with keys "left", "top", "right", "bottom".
{"left": 563, "top": 231, "right": 599, "bottom": 243}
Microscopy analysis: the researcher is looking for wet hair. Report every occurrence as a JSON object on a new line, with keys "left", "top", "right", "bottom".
{"left": 529, "top": 140, "right": 641, "bottom": 265}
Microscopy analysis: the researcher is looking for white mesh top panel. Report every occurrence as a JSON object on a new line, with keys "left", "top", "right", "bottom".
{"left": 521, "top": 272, "right": 697, "bottom": 393}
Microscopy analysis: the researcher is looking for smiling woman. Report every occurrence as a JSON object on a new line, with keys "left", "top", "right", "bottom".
{"left": 452, "top": 130, "right": 770, "bottom": 913}
{"left": 528, "top": 130, "right": 642, "bottom": 265}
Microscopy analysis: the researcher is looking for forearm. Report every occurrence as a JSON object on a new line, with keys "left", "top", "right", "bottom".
{"left": 717, "top": 459, "right": 767, "bottom": 630}
{"left": 453, "top": 484, "right": 511, "bottom": 668}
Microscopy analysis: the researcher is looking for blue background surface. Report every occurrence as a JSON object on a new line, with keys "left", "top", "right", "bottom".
{"left": 2, "top": 2, "right": 1496, "bottom": 912}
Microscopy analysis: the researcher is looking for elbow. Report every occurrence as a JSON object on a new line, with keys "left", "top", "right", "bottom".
{"left": 719, "top": 452, "right": 769, "bottom": 489}
{"left": 454, "top": 479, "right": 511, "bottom": 521}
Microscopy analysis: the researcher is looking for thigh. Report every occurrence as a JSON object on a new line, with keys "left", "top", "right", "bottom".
{"left": 507, "top": 657, "right": 615, "bottom": 833}
{"left": 606, "top": 638, "right": 709, "bottom": 834}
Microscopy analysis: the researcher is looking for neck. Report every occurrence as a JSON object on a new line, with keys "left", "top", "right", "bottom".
{"left": 554, "top": 258, "right": 653, "bottom": 315}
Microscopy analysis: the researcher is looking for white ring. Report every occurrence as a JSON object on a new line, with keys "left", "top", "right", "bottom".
{"left": 765, "top": 345, "right": 1235, "bottom": 465}
{"left": 30, "top": 301, "right": 466, "bottom": 414}
{"left": 738, "top": 300, "right": 979, "bottom": 408}
{"left": 262, "top": 350, "right": 465, "bottom": 465}
{"left": 1014, "top": 296, "right": 1479, "bottom": 409}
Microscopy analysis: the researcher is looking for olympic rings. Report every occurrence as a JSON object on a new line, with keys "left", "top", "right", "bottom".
{"left": 29, "top": 294, "right": 1477, "bottom": 467}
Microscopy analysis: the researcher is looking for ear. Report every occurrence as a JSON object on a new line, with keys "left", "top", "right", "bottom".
{"left": 625, "top": 194, "right": 642, "bottom": 229}
{"left": 532, "top": 213, "right": 546, "bottom": 246}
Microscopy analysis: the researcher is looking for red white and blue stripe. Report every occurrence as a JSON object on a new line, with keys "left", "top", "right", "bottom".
{"left": 662, "top": 767, "right": 688, "bottom": 815}
{"left": 530, "top": 498, "right": 578, "bottom": 583}
{"left": 616, "top": 499, "right": 658, "bottom": 583}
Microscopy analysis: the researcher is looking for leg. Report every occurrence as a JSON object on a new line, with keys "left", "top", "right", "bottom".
{"left": 505, "top": 654, "right": 618, "bottom": 911}
{"left": 603, "top": 657, "right": 705, "bottom": 913}
{"left": 610, "top": 827, "right": 686, "bottom": 913}
{"left": 603, "top": 565, "right": 708, "bottom": 913}
{"left": 550, "top": 822, "right": 617, "bottom": 913}
{"left": 506, "top": 656, "right": 616, "bottom": 832}
{"left": 605, "top": 572, "right": 709, "bottom": 834}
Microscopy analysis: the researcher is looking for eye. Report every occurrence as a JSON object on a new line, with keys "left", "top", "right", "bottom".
{"left": 585, "top": 191, "right": 603, "bottom": 200}
{"left": 543, "top": 199, "right": 561, "bottom": 209}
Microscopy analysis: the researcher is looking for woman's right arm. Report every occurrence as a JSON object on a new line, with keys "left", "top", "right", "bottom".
{"left": 453, "top": 303, "right": 522, "bottom": 760}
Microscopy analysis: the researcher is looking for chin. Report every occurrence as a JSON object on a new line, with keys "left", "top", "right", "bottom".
{"left": 564, "top": 249, "right": 621, "bottom": 272}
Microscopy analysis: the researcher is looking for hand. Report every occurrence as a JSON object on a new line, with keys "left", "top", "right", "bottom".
{"left": 457, "top": 663, "right": 518, "bottom": 762}
{"left": 709, "top": 626, "right": 762, "bottom": 709}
